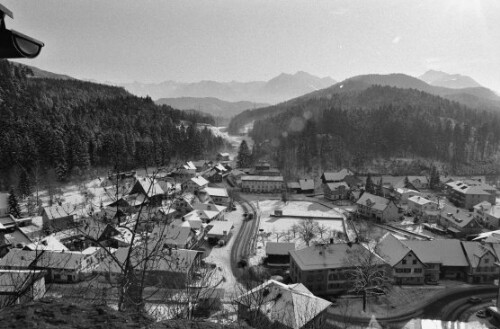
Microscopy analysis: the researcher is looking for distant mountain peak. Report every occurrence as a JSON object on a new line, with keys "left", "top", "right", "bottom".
{"left": 419, "top": 70, "right": 482, "bottom": 89}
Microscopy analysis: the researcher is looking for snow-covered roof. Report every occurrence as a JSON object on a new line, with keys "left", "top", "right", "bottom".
{"left": 236, "top": 280, "right": 331, "bottom": 329}
{"left": 202, "top": 187, "right": 229, "bottom": 198}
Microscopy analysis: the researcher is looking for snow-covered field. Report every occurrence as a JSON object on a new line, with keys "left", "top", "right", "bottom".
{"left": 203, "top": 126, "right": 253, "bottom": 158}
{"left": 249, "top": 200, "right": 347, "bottom": 266}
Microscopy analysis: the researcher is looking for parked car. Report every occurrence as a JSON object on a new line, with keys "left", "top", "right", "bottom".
{"left": 468, "top": 296, "right": 482, "bottom": 304}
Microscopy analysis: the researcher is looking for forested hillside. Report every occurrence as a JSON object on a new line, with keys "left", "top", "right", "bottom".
{"left": 0, "top": 60, "right": 227, "bottom": 189}
{"left": 248, "top": 85, "right": 500, "bottom": 176}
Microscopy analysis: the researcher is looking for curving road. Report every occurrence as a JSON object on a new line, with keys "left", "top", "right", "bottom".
{"left": 327, "top": 285, "right": 498, "bottom": 328}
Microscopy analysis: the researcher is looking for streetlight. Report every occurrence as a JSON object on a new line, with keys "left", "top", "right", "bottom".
{"left": 0, "top": 4, "right": 44, "bottom": 59}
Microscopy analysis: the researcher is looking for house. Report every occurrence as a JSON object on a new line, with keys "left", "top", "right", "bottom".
{"left": 0, "top": 270, "right": 46, "bottom": 307}
{"left": 0, "top": 248, "right": 105, "bottom": 283}
{"left": 217, "top": 152, "right": 231, "bottom": 162}
{"left": 241, "top": 176, "right": 284, "bottom": 193}
{"left": 438, "top": 204, "right": 481, "bottom": 237}
{"left": 461, "top": 241, "right": 500, "bottom": 284}
{"left": 407, "top": 176, "right": 429, "bottom": 189}
{"left": 298, "top": 179, "right": 315, "bottom": 194}
{"left": 95, "top": 246, "right": 202, "bottom": 288}
{"left": 129, "top": 177, "right": 166, "bottom": 206}
{"left": 446, "top": 180, "right": 497, "bottom": 210}
{"left": 152, "top": 220, "right": 198, "bottom": 249}
{"left": 182, "top": 176, "right": 209, "bottom": 192}
{"left": 253, "top": 162, "right": 281, "bottom": 177}
{"left": 320, "top": 169, "right": 355, "bottom": 184}
{"left": 395, "top": 188, "right": 421, "bottom": 204}
{"left": 205, "top": 169, "right": 224, "bottom": 183}
{"left": 289, "top": 243, "right": 386, "bottom": 295}
{"left": 228, "top": 169, "right": 245, "bottom": 186}
{"left": 41, "top": 203, "right": 77, "bottom": 233}
{"left": 375, "top": 234, "right": 426, "bottom": 285}
{"left": 0, "top": 193, "right": 8, "bottom": 217}
{"left": 191, "top": 160, "right": 212, "bottom": 172}
{"left": 473, "top": 201, "right": 500, "bottom": 230}
{"left": 200, "top": 187, "right": 231, "bottom": 206}
{"left": 236, "top": 280, "right": 331, "bottom": 329}
{"left": 173, "top": 193, "right": 201, "bottom": 215}
{"left": 376, "top": 234, "right": 469, "bottom": 284}
{"left": 407, "top": 196, "right": 438, "bottom": 215}
{"left": 323, "top": 182, "right": 349, "bottom": 201}
{"left": 287, "top": 182, "right": 301, "bottom": 194}
{"left": 206, "top": 221, "right": 234, "bottom": 244}
{"left": 356, "top": 192, "right": 399, "bottom": 223}
{"left": 265, "top": 242, "right": 295, "bottom": 266}
{"left": 404, "top": 239, "right": 469, "bottom": 281}
{"left": 192, "top": 203, "right": 226, "bottom": 221}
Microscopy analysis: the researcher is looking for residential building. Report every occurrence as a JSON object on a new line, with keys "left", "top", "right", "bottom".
{"left": 323, "top": 182, "right": 349, "bottom": 201}
{"left": 217, "top": 152, "right": 231, "bottom": 162}
{"left": 395, "top": 188, "right": 421, "bottom": 204}
{"left": 474, "top": 201, "right": 500, "bottom": 230}
{"left": 95, "top": 246, "right": 202, "bottom": 288}
{"left": 265, "top": 242, "right": 295, "bottom": 266}
{"left": 236, "top": 280, "right": 331, "bottom": 329}
{"left": 129, "top": 177, "right": 166, "bottom": 205}
{"left": 0, "top": 248, "right": 105, "bottom": 283}
{"left": 320, "top": 169, "right": 355, "bottom": 184}
{"left": 241, "top": 176, "right": 284, "bottom": 193}
{"left": 173, "top": 193, "right": 201, "bottom": 215}
{"left": 41, "top": 203, "right": 77, "bottom": 233}
{"left": 375, "top": 234, "right": 426, "bottom": 285}
{"left": 406, "top": 176, "right": 429, "bottom": 189}
{"left": 407, "top": 196, "right": 438, "bottom": 215}
{"left": 438, "top": 204, "right": 481, "bottom": 237}
{"left": 446, "top": 180, "right": 497, "bottom": 210}
{"left": 182, "top": 176, "right": 209, "bottom": 192}
{"left": 152, "top": 220, "right": 198, "bottom": 249}
{"left": 289, "top": 243, "right": 386, "bottom": 295}
{"left": 200, "top": 187, "right": 231, "bottom": 206}
{"left": 461, "top": 241, "right": 500, "bottom": 283}
{"left": 191, "top": 160, "right": 212, "bottom": 172}
{"left": 356, "top": 192, "right": 399, "bottom": 223}
{"left": 206, "top": 221, "right": 234, "bottom": 244}
{"left": 298, "top": 179, "right": 315, "bottom": 194}
{"left": 228, "top": 169, "right": 245, "bottom": 186}
{"left": 0, "top": 270, "right": 46, "bottom": 307}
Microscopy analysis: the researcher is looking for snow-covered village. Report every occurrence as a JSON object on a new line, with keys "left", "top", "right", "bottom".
{"left": 2, "top": 1, "right": 500, "bottom": 329}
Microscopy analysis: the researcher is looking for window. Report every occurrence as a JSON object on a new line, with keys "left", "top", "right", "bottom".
{"left": 412, "top": 260, "right": 417, "bottom": 265}
{"left": 403, "top": 268, "right": 411, "bottom": 273}
{"left": 414, "top": 268, "right": 422, "bottom": 273}
{"left": 484, "top": 258, "right": 490, "bottom": 264}
{"left": 395, "top": 269, "right": 404, "bottom": 273}
{"left": 402, "top": 260, "right": 407, "bottom": 265}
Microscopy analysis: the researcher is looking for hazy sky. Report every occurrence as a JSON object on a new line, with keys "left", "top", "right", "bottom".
{"left": 4, "top": 0, "right": 500, "bottom": 91}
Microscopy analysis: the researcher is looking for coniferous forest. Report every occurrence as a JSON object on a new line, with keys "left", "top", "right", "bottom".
{"left": 0, "top": 60, "right": 227, "bottom": 189}
{"left": 246, "top": 85, "right": 500, "bottom": 176}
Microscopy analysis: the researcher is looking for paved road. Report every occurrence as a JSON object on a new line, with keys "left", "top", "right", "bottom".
{"left": 327, "top": 285, "right": 498, "bottom": 328}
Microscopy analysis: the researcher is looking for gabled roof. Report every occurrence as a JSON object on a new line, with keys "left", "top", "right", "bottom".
{"left": 287, "top": 182, "right": 301, "bottom": 189}
{"left": 202, "top": 187, "right": 229, "bottom": 198}
{"left": 299, "top": 179, "right": 314, "bottom": 191}
{"left": 356, "top": 192, "right": 392, "bottom": 212}
{"left": 190, "top": 176, "right": 209, "bottom": 187}
{"left": 152, "top": 220, "right": 194, "bottom": 247}
{"left": 183, "top": 161, "right": 197, "bottom": 170}
{"left": 408, "top": 196, "right": 435, "bottom": 206}
{"left": 408, "top": 176, "right": 429, "bottom": 184}
{"left": 0, "top": 249, "right": 92, "bottom": 271}
{"left": 133, "top": 178, "right": 165, "bottom": 197}
{"left": 375, "top": 233, "right": 412, "bottom": 266}
{"left": 403, "top": 239, "right": 468, "bottom": 267}
{"left": 461, "top": 241, "right": 497, "bottom": 268}
{"left": 321, "top": 169, "right": 354, "bottom": 182}
{"left": 236, "top": 280, "right": 331, "bottom": 329}
{"left": 182, "top": 211, "right": 204, "bottom": 230}
{"left": 207, "top": 221, "right": 234, "bottom": 236}
{"left": 326, "top": 182, "right": 349, "bottom": 191}
{"left": 42, "top": 203, "right": 76, "bottom": 220}
{"left": 265, "top": 242, "right": 295, "bottom": 256}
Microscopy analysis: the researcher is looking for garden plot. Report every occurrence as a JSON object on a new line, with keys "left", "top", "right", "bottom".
{"left": 250, "top": 200, "right": 347, "bottom": 266}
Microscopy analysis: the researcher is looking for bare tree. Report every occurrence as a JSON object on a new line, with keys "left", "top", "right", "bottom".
{"left": 297, "top": 219, "right": 319, "bottom": 246}
{"left": 317, "top": 224, "right": 328, "bottom": 239}
{"left": 343, "top": 243, "right": 390, "bottom": 313}
{"left": 271, "top": 227, "right": 286, "bottom": 242}
{"left": 290, "top": 223, "right": 300, "bottom": 238}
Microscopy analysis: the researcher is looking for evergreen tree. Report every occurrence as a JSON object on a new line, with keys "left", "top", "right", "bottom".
{"left": 376, "top": 177, "right": 384, "bottom": 196}
{"left": 18, "top": 170, "right": 31, "bottom": 198}
{"left": 429, "top": 165, "right": 441, "bottom": 190}
{"left": 237, "top": 140, "right": 252, "bottom": 168}
{"left": 8, "top": 187, "right": 21, "bottom": 218}
{"left": 365, "top": 174, "right": 374, "bottom": 194}
{"left": 404, "top": 176, "right": 410, "bottom": 188}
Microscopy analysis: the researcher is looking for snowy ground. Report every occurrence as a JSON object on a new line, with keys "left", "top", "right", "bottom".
{"left": 207, "top": 126, "right": 253, "bottom": 158}
{"left": 249, "top": 200, "right": 348, "bottom": 266}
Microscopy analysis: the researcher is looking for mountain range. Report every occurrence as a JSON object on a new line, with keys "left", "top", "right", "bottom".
{"left": 229, "top": 72, "right": 500, "bottom": 133}
{"left": 120, "top": 71, "right": 336, "bottom": 104}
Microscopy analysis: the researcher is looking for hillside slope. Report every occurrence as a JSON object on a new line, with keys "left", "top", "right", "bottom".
{"left": 155, "top": 97, "right": 269, "bottom": 118}
{"left": 419, "top": 70, "right": 483, "bottom": 89}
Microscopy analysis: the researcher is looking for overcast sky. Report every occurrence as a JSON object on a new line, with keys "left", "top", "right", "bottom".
{"left": 4, "top": 0, "right": 500, "bottom": 91}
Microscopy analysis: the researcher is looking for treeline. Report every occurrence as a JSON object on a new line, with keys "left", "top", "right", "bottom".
{"left": 0, "top": 60, "right": 227, "bottom": 188}
{"left": 249, "top": 85, "right": 500, "bottom": 175}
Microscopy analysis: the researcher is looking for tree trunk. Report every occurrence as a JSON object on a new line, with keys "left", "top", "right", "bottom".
{"left": 363, "top": 291, "right": 367, "bottom": 313}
